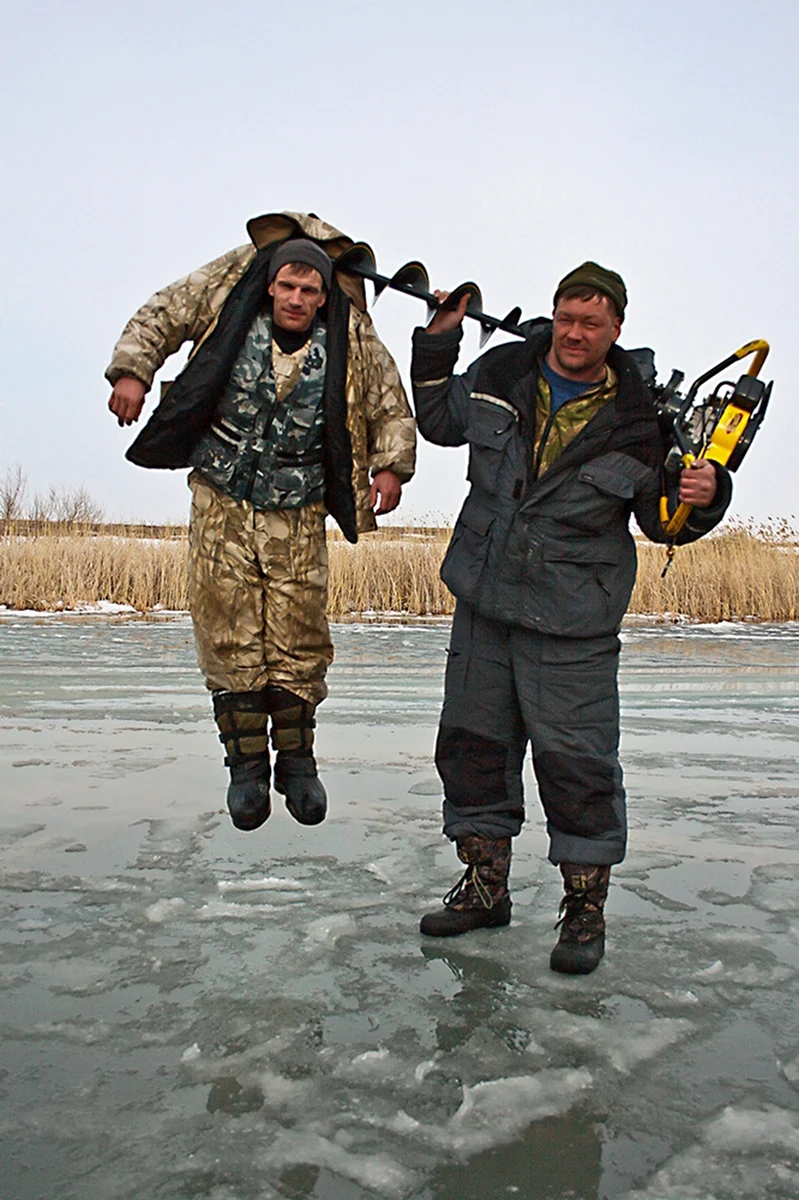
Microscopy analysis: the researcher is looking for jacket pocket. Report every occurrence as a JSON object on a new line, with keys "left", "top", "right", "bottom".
{"left": 577, "top": 462, "right": 635, "bottom": 499}
{"left": 464, "top": 404, "right": 517, "bottom": 496}
{"left": 440, "top": 499, "right": 495, "bottom": 601}
{"left": 530, "top": 537, "right": 627, "bottom": 635}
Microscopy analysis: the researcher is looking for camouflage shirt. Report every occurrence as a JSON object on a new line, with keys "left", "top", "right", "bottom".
{"left": 533, "top": 363, "right": 619, "bottom": 477}
{"left": 189, "top": 314, "right": 327, "bottom": 510}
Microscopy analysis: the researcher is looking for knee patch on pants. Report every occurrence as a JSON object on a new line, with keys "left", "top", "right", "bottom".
{"left": 212, "top": 690, "right": 270, "bottom": 766}
{"left": 436, "top": 726, "right": 516, "bottom": 811}
{"left": 534, "top": 750, "right": 618, "bottom": 837}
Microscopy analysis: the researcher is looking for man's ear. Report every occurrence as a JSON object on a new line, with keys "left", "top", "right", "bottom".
{"left": 611, "top": 317, "right": 622, "bottom": 343}
{"left": 267, "top": 280, "right": 276, "bottom": 300}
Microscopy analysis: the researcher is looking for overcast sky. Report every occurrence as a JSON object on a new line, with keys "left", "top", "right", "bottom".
{"left": 3, "top": 0, "right": 796, "bottom": 525}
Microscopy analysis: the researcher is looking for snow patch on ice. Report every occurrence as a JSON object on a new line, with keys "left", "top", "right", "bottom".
{"left": 779, "top": 1052, "right": 799, "bottom": 1086}
{"left": 365, "top": 861, "right": 393, "bottom": 885}
{"left": 145, "top": 897, "right": 188, "bottom": 923}
{"left": 695, "top": 959, "right": 725, "bottom": 979}
{"left": 622, "top": 1104, "right": 799, "bottom": 1199}
{"left": 304, "top": 913, "right": 358, "bottom": 943}
{"left": 32, "top": 1021, "right": 110, "bottom": 1044}
{"left": 705, "top": 1105, "right": 799, "bottom": 1153}
{"left": 542, "top": 1013, "right": 692, "bottom": 1073}
{"left": 414, "top": 1057, "right": 438, "bottom": 1082}
{"left": 436, "top": 1069, "right": 592, "bottom": 1154}
{"left": 197, "top": 900, "right": 279, "bottom": 920}
{"left": 216, "top": 876, "right": 307, "bottom": 894}
{"left": 266, "top": 1131, "right": 416, "bottom": 1199}
{"left": 352, "top": 1047, "right": 390, "bottom": 1064}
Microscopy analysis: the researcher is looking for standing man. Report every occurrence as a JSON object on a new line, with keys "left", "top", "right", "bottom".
{"left": 106, "top": 212, "right": 415, "bottom": 832}
{"left": 411, "top": 263, "right": 730, "bottom": 973}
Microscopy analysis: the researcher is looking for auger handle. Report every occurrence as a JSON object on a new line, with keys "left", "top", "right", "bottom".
{"left": 660, "top": 339, "right": 770, "bottom": 540}
{"left": 736, "top": 338, "right": 769, "bottom": 377}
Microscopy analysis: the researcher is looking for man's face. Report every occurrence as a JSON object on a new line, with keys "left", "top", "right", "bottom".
{"left": 549, "top": 293, "right": 622, "bottom": 381}
{"left": 268, "top": 265, "right": 326, "bottom": 332}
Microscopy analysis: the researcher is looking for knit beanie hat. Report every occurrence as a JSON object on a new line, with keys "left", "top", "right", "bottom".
{"left": 554, "top": 261, "right": 627, "bottom": 319}
{"left": 267, "top": 238, "right": 332, "bottom": 290}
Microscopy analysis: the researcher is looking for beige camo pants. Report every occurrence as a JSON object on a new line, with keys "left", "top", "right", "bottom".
{"left": 188, "top": 473, "right": 333, "bottom": 704}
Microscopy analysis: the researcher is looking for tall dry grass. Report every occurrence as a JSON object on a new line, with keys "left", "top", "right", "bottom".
{"left": 0, "top": 524, "right": 189, "bottom": 613}
{"left": 1, "top": 520, "right": 797, "bottom": 621}
{"left": 632, "top": 520, "right": 799, "bottom": 622}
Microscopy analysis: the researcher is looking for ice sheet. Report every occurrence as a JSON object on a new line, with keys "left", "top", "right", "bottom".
{"left": 1, "top": 618, "right": 798, "bottom": 1199}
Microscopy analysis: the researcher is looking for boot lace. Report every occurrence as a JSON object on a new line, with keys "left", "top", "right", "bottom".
{"left": 443, "top": 865, "right": 494, "bottom": 911}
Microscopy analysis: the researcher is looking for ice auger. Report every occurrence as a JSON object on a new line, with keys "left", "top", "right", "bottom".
{"left": 335, "top": 242, "right": 527, "bottom": 347}
{"left": 334, "top": 247, "right": 773, "bottom": 559}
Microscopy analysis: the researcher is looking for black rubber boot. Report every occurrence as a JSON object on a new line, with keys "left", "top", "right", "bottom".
{"left": 266, "top": 687, "right": 327, "bottom": 826}
{"left": 273, "top": 754, "right": 327, "bottom": 826}
{"left": 212, "top": 691, "right": 271, "bottom": 832}
{"left": 226, "top": 759, "right": 271, "bottom": 831}
{"left": 549, "top": 863, "right": 611, "bottom": 975}
{"left": 420, "top": 836, "right": 512, "bottom": 937}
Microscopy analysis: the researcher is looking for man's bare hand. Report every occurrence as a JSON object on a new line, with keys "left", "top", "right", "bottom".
{"left": 425, "top": 290, "right": 469, "bottom": 337}
{"left": 370, "top": 470, "right": 402, "bottom": 516}
{"left": 108, "top": 376, "right": 147, "bottom": 427}
{"left": 679, "top": 459, "right": 717, "bottom": 508}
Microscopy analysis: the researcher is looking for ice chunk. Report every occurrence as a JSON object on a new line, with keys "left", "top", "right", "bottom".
{"left": 622, "top": 1104, "right": 799, "bottom": 1199}
{"left": 196, "top": 900, "right": 279, "bottom": 920}
{"left": 304, "top": 913, "right": 358, "bottom": 943}
{"left": 779, "top": 1052, "right": 799, "bottom": 1086}
{"left": 437, "top": 1069, "right": 593, "bottom": 1154}
{"left": 366, "top": 861, "right": 393, "bottom": 884}
{"left": 267, "top": 1130, "right": 417, "bottom": 1199}
{"left": 145, "top": 897, "right": 188, "bottom": 923}
{"left": 353, "top": 1047, "right": 390, "bottom": 1064}
{"left": 538, "top": 1012, "right": 693, "bottom": 1073}
{"left": 216, "top": 876, "right": 306, "bottom": 893}
{"left": 695, "top": 959, "right": 725, "bottom": 979}
{"left": 705, "top": 1105, "right": 799, "bottom": 1154}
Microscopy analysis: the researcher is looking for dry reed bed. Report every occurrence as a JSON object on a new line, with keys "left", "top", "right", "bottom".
{"left": 1, "top": 523, "right": 797, "bottom": 622}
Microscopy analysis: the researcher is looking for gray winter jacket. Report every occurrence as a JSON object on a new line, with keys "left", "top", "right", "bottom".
{"left": 411, "top": 323, "right": 731, "bottom": 638}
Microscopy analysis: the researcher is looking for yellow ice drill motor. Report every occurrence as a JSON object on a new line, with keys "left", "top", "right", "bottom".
{"left": 651, "top": 339, "right": 771, "bottom": 547}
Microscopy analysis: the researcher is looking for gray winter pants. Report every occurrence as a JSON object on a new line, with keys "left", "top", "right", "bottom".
{"left": 435, "top": 601, "right": 626, "bottom": 865}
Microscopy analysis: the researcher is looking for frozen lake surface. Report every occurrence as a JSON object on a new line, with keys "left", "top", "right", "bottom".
{"left": 0, "top": 617, "right": 797, "bottom": 1200}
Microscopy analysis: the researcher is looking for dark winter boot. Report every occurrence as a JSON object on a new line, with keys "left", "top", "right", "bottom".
{"left": 420, "top": 836, "right": 512, "bottom": 937}
{"left": 549, "top": 863, "right": 611, "bottom": 975}
{"left": 266, "top": 687, "right": 327, "bottom": 826}
{"left": 212, "top": 691, "right": 271, "bottom": 831}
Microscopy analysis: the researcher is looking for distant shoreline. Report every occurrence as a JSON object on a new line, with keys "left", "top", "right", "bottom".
{"left": 1, "top": 520, "right": 797, "bottom": 623}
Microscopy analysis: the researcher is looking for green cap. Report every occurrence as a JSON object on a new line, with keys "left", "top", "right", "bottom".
{"left": 554, "top": 261, "right": 627, "bottom": 319}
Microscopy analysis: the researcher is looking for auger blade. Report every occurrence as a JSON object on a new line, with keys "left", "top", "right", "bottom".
{"left": 334, "top": 241, "right": 378, "bottom": 276}
{"left": 390, "top": 261, "right": 431, "bottom": 296}
{"left": 481, "top": 306, "right": 524, "bottom": 346}
{"left": 444, "top": 281, "right": 483, "bottom": 315}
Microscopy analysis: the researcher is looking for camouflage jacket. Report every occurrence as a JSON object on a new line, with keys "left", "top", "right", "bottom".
{"left": 105, "top": 212, "right": 416, "bottom": 539}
